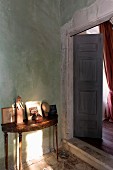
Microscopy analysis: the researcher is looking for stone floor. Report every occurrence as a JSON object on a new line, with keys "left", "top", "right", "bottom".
{"left": 63, "top": 138, "right": 113, "bottom": 170}
{"left": 22, "top": 150, "right": 97, "bottom": 170}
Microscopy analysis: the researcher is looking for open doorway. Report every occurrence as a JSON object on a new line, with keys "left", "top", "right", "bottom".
{"left": 75, "top": 25, "right": 113, "bottom": 156}
{"left": 61, "top": 7, "right": 113, "bottom": 157}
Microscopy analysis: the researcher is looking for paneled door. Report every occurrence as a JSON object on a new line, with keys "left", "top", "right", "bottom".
{"left": 73, "top": 34, "right": 103, "bottom": 138}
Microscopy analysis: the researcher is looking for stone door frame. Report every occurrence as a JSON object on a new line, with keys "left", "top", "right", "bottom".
{"left": 61, "top": 7, "right": 113, "bottom": 140}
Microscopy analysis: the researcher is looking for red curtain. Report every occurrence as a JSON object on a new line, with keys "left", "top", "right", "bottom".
{"left": 100, "top": 21, "right": 113, "bottom": 122}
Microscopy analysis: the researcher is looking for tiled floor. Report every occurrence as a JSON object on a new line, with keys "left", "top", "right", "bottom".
{"left": 22, "top": 150, "right": 97, "bottom": 170}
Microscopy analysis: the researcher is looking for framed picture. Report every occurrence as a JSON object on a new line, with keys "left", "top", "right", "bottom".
{"left": 1, "top": 107, "right": 15, "bottom": 124}
{"left": 25, "top": 101, "right": 42, "bottom": 120}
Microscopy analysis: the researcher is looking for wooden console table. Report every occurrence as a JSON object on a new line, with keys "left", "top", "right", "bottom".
{"left": 1, "top": 115, "right": 58, "bottom": 170}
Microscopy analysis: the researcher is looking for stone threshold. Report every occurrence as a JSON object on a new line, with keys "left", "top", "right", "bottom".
{"left": 63, "top": 138, "right": 113, "bottom": 170}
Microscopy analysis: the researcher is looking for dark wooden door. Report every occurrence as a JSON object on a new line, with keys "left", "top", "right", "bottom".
{"left": 73, "top": 34, "right": 103, "bottom": 138}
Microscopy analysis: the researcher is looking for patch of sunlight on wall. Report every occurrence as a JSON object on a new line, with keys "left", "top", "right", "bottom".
{"left": 13, "top": 134, "right": 19, "bottom": 167}
{"left": 86, "top": 26, "right": 99, "bottom": 34}
{"left": 103, "top": 63, "right": 109, "bottom": 119}
{"left": 26, "top": 130, "right": 43, "bottom": 161}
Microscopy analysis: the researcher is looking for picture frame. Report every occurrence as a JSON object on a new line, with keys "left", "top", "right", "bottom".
{"left": 1, "top": 107, "right": 15, "bottom": 124}
{"left": 25, "top": 101, "right": 42, "bottom": 120}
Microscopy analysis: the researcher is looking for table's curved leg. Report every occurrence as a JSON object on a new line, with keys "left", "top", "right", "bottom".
{"left": 19, "top": 133, "right": 22, "bottom": 170}
{"left": 4, "top": 132, "right": 8, "bottom": 170}
{"left": 55, "top": 124, "right": 58, "bottom": 160}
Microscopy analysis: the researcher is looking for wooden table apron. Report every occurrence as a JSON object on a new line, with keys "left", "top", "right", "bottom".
{"left": 1, "top": 117, "right": 58, "bottom": 170}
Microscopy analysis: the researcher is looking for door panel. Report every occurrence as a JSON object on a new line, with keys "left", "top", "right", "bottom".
{"left": 73, "top": 34, "right": 103, "bottom": 138}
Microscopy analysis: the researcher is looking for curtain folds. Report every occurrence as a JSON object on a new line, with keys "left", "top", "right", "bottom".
{"left": 100, "top": 21, "right": 113, "bottom": 122}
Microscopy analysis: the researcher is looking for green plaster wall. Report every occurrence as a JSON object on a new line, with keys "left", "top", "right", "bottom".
{"left": 0, "top": 0, "right": 61, "bottom": 165}
{"left": 60, "top": 0, "right": 96, "bottom": 25}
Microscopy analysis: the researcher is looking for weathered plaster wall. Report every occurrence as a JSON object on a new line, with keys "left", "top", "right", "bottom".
{"left": 0, "top": 0, "right": 61, "bottom": 168}
{"left": 60, "top": 0, "right": 96, "bottom": 25}
{"left": 61, "top": 0, "right": 113, "bottom": 140}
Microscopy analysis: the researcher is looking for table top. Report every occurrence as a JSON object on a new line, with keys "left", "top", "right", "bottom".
{"left": 1, "top": 115, "right": 58, "bottom": 133}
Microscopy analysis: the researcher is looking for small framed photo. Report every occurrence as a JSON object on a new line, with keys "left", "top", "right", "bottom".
{"left": 1, "top": 107, "right": 15, "bottom": 124}
{"left": 29, "top": 107, "right": 38, "bottom": 116}
{"left": 25, "top": 101, "right": 42, "bottom": 120}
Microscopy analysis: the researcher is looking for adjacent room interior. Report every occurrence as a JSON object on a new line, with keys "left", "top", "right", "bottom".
{"left": 75, "top": 24, "right": 113, "bottom": 156}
